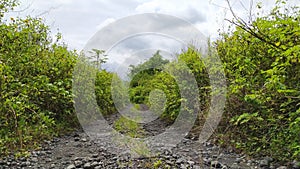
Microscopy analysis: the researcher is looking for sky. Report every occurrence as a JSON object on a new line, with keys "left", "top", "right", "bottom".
{"left": 5, "top": 0, "right": 299, "bottom": 76}
{"left": 8, "top": 0, "right": 296, "bottom": 50}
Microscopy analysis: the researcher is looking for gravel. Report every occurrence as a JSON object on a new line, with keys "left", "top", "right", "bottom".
{"left": 0, "top": 114, "right": 295, "bottom": 169}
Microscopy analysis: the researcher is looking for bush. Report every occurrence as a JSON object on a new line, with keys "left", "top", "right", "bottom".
{"left": 215, "top": 1, "right": 300, "bottom": 162}
{"left": 0, "top": 7, "right": 78, "bottom": 155}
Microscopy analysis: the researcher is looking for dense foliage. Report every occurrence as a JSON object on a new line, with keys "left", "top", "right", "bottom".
{"left": 215, "top": 1, "right": 300, "bottom": 162}
{"left": 128, "top": 49, "right": 209, "bottom": 121}
{"left": 0, "top": 1, "right": 78, "bottom": 156}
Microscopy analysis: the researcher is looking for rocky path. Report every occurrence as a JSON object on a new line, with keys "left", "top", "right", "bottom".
{"left": 0, "top": 113, "right": 297, "bottom": 169}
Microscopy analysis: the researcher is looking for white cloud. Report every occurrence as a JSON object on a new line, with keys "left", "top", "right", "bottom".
{"left": 96, "top": 18, "right": 116, "bottom": 30}
{"left": 135, "top": 0, "right": 208, "bottom": 23}
{"left": 7, "top": 0, "right": 298, "bottom": 51}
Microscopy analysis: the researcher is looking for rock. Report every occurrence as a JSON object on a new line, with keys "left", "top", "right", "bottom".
{"left": 45, "top": 158, "right": 52, "bottom": 162}
{"left": 235, "top": 157, "right": 243, "bottom": 163}
{"left": 277, "top": 166, "right": 287, "bottom": 169}
{"left": 230, "top": 162, "right": 240, "bottom": 169}
{"left": 165, "top": 160, "right": 173, "bottom": 165}
{"left": 259, "top": 159, "right": 270, "bottom": 167}
{"left": 56, "top": 156, "right": 63, "bottom": 160}
{"left": 83, "top": 162, "right": 91, "bottom": 169}
{"left": 91, "top": 153, "right": 98, "bottom": 158}
{"left": 91, "top": 161, "right": 98, "bottom": 167}
{"left": 81, "top": 138, "right": 88, "bottom": 142}
{"left": 74, "top": 137, "right": 80, "bottom": 142}
{"left": 176, "top": 158, "right": 184, "bottom": 164}
{"left": 222, "top": 165, "right": 228, "bottom": 169}
{"left": 187, "top": 160, "right": 195, "bottom": 166}
{"left": 31, "top": 157, "right": 38, "bottom": 162}
{"left": 203, "top": 157, "right": 212, "bottom": 165}
{"left": 212, "top": 154, "right": 218, "bottom": 158}
{"left": 74, "top": 160, "right": 82, "bottom": 167}
{"left": 11, "top": 161, "right": 17, "bottom": 166}
{"left": 180, "top": 164, "right": 187, "bottom": 169}
{"left": 211, "top": 161, "right": 222, "bottom": 168}
{"left": 19, "top": 157, "right": 26, "bottom": 161}
{"left": 73, "top": 133, "right": 80, "bottom": 137}
{"left": 194, "top": 165, "right": 201, "bottom": 169}
{"left": 21, "top": 161, "right": 31, "bottom": 167}
{"left": 74, "top": 157, "right": 83, "bottom": 161}
{"left": 50, "top": 163, "right": 56, "bottom": 168}
{"left": 44, "top": 140, "right": 51, "bottom": 144}
{"left": 66, "top": 164, "right": 75, "bottom": 169}
{"left": 264, "top": 156, "right": 274, "bottom": 162}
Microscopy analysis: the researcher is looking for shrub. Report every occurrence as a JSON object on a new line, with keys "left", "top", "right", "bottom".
{"left": 215, "top": 1, "right": 300, "bottom": 162}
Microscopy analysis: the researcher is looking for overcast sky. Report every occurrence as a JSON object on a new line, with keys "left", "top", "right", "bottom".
{"left": 7, "top": 0, "right": 298, "bottom": 50}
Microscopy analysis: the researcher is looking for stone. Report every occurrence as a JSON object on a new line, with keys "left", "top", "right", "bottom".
{"left": 187, "top": 160, "right": 195, "bottom": 166}
{"left": 259, "top": 159, "right": 270, "bottom": 167}
{"left": 91, "top": 161, "right": 98, "bottom": 167}
{"left": 74, "top": 137, "right": 80, "bottom": 142}
{"left": 176, "top": 158, "right": 184, "bottom": 164}
{"left": 74, "top": 160, "right": 83, "bottom": 167}
{"left": 31, "top": 157, "right": 38, "bottom": 162}
{"left": 264, "top": 156, "right": 274, "bottom": 162}
{"left": 194, "top": 165, "right": 201, "bottom": 169}
{"left": 21, "top": 161, "right": 31, "bottom": 167}
{"left": 50, "top": 164, "right": 56, "bottom": 168}
{"left": 66, "top": 164, "right": 75, "bottom": 169}
{"left": 83, "top": 162, "right": 91, "bottom": 169}
{"left": 222, "top": 165, "right": 228, "bottom": 169}
{"left": 211, "top": 161, "right": 222, "bottom": 168}
{"left": 74, "top": 157, "right": 83, "bottom": 161}
{"left": 277, "top": 166, "right": 287, "bottom": 169}
{"left": 235, "top": 157, "right": 243, "bottom": 163}
{"left": 180, "top": 164, "right": 187, "bottom": 169}
{"left": 230, "top": 162, "right": 240, "bottom": 169}
{"left": 81, "top": 138, "right": 88, "bottom": 142}
{"left": 46, "top": 158, "right": 52, "bottom": 162}
{"left": 91, "top": 153, "right": 98, "bottom": 158}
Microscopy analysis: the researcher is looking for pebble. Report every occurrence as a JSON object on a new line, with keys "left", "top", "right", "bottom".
{"left": 31, "top": 157, "right": 38, "bottom": 162}
{"left": 211, "top": 160, "right": 222, "bottom": 168}
{"left": 0, "top": 121, "right": 295, "bottom": 169}
{"left": 83, "top": 162, "right": 91, "bottom": 169}
{"left": 176, "top": 158, "right": 184, "bottom": 164}
{"left": 259, "top": 159, "right": 270, "bottom": 167}
{"left": 66, "top": 164, "right": 75, "bottom": 169}
{"left": 91, "top": 161, "right": 98, "bottom": 167}
{"left": 230, "top": 162, "right": 240, "bottom": 169}
{"left": 74, "top": 160, "right": 82, "bottom": 167}
{"left": 235, "top": 157, "right": 243, "bottom": 163}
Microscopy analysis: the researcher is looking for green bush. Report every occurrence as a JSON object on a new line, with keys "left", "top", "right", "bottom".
{"left": 0, "top": 3, "right": 78, "bottom": 156}
{"left": 128, "top": 49, "right": 210, "bottom": 121}
{"left": 95, "top": 70, "right": 128, "bottom": 116}
{"left": 215, "top": 1, "right": 300, "bottom": 162}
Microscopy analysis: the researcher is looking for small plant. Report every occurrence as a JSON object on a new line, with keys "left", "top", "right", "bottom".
{"left": 153, "top": 159, "right": 163, "bottom": 168}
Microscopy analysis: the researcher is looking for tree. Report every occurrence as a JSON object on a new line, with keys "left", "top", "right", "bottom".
{"left": 88, "top": 49, "right": 107, "bottom": 69}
